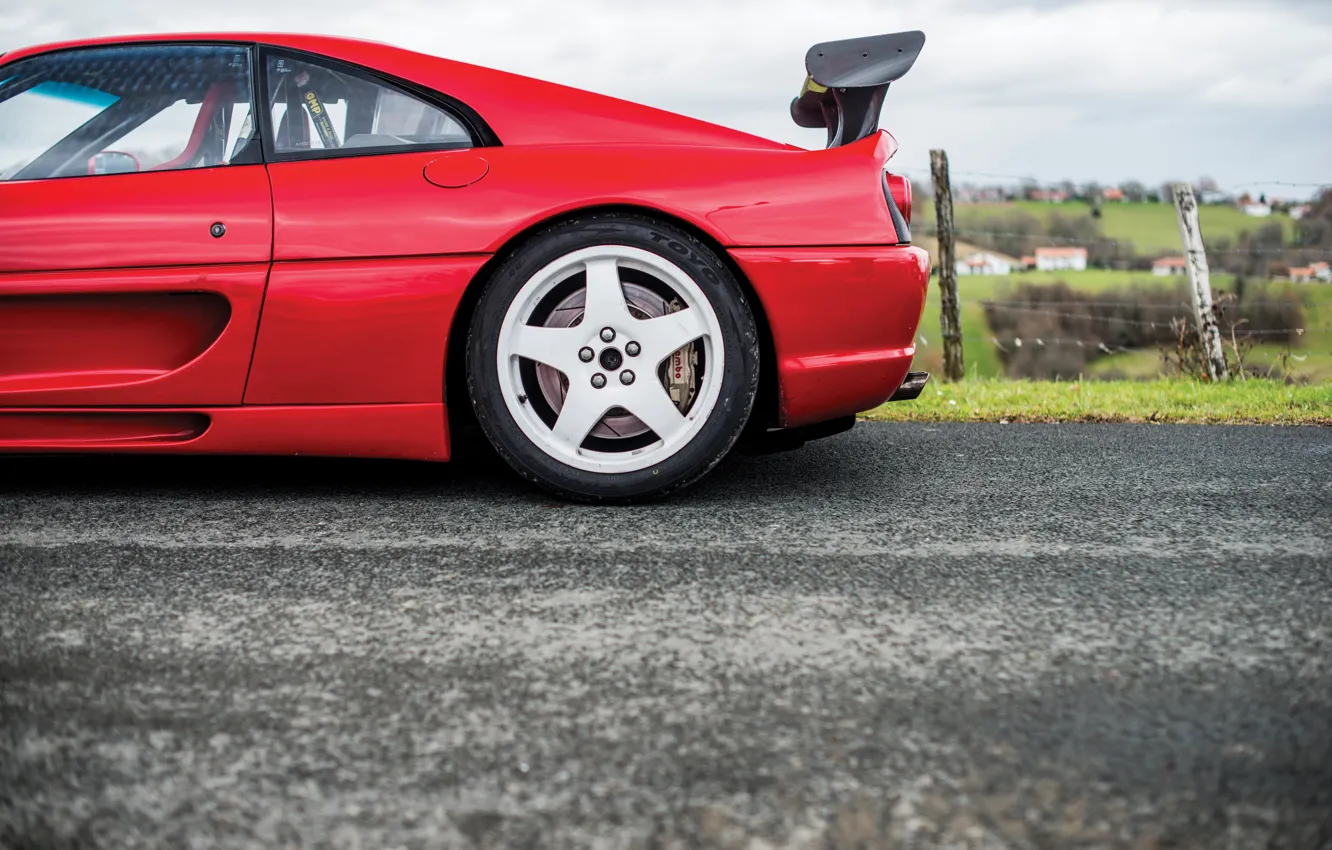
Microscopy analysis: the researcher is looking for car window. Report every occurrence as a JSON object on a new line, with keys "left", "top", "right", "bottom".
{"left": 0, "top": 45, "right": 257, "bottom": 181}
{"left": 0, "top": 81, "right": 113, "bottom": 178}
{"left": 113, "top": 100, "right": 255, "bottom": 171}
{"left": 264, "top": 51, "right": 472, "bottom": 157}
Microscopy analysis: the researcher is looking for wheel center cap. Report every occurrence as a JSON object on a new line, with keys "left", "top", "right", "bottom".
{"left": 599, "top": 347, "right": 623, "bottom": 371}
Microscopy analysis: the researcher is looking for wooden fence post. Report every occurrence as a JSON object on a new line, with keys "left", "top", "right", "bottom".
{"left": 930, "top": 150, "right": 964, "bottom": 381}
{"left": 1172, "top": 184, "right": 1228, "bottom": 381}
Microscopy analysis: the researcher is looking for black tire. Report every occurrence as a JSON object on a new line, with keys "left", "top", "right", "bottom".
{"left": 466, "top": 212, "right": 760, "bottom": 502}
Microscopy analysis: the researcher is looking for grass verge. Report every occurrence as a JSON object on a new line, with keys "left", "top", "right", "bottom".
{"left": 863, "top": 379, "right": 1332, "bottom": 425}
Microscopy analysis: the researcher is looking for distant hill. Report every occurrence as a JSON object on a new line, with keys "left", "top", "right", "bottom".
{"left": 918, "top": 199, "right": 1293, "bottom": 257}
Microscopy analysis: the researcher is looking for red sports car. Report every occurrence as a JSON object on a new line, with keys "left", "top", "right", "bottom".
{"left": 0, "top": 31, "right": 930, "bottom": 500}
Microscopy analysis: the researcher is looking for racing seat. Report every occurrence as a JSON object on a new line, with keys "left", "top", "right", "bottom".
{"left": 274, "top": 86, "right": 312, "bottom": 152}
{"left": 149, "top": 82, "right": 231, "bottom": 171}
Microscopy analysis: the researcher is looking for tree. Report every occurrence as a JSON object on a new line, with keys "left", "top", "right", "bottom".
{"left": 1242, "top": 222, "right": 1286, "bottom": 277}
{"left": 955, "top": 209, "right": 1044, "bottom": 259}
{"left": 1119, "top": 181, "right": 1146, "bottom": 203}
{"left": 1293, "top": 187, "right": 1332, "bottom": 248}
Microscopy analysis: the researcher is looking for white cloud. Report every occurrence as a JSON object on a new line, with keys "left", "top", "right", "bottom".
{"left": 2, "top": 0, "right": 1329, "bottom": 191}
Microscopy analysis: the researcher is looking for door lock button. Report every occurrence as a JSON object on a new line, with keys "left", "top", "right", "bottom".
{"left": 209, "top": 222, "right": 226, "bottom": 238}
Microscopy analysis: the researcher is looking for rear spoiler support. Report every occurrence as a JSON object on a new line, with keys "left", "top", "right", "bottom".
{"left": 791, "top": 31, "right": 925, "bottom": 148}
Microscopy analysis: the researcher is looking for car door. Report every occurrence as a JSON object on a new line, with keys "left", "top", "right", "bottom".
{"left": 0, "top": 43, "right": 273, "bottom": 407}
{"left": 244, "top": 47, "right": 488, "bottom": 405}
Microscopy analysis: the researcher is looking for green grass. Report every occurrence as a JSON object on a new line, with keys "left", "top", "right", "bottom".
{"left": 864, "top": 378, "right": 1332, "bottom": 425}
{"left": 909, "top": 270, "right": 1332, "bottom": 383}
{"left": 1087, "top": 345, "right": 1332, "bottom": 384}
{"left": 920, "top": 200, "right": 1293, "bottom": 257}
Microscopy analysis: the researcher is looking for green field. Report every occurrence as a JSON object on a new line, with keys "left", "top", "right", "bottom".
{"left": 919, "top": 200, "right": 1293, "bottom": 256}
{"left": 864, "top": 378, "right": 1331, "bottom": 425}
{"left": 909, "top": 270, "right": 1332, "bottom": 383}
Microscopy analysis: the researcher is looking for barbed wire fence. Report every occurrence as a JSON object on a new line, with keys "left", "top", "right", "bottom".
{"left": 911, "top": 301, "right": 1327, "bottom": 381}
{"left": 912, "top": 225, "right": 1332, "bottom": 260}
{"left": 894, "top": 164, "right": 1332, "bottom": 195}
{"left": 921, "top": 153, "right": 1330, "bottom": 382}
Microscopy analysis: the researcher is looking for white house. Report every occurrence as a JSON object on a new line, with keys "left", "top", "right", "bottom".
{"left": 1312, "top": 262, "right": 1331, "bottom": 282}
{"left": 1034, "top": 247, "right": 1088, "bottom": 272}
{"left": 1243, "top": 203, "right": 1272, "bottom": 218}
{"left": 1153, "top": 257, "right": 1187, "bottom": 276}
{"left": 956, "top": 251, "right": 1016, "bottom": 276}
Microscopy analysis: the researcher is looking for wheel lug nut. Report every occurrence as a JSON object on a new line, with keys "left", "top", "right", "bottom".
{"left": 625, "top": 341, "right": 640, "bottom": 357}
{"left": 620, "top": 370, "right": 635, "bottom": 385}
{"left": 591, "top": 373, "right": 607, "bottom": 389}
{"left": 600, "top": 327, "right": 616, "bottom": 343}
{"left": 578, "top": 347, "right": 594, "bottom": 363}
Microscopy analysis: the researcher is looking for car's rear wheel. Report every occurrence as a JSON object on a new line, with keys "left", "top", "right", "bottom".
{"left": 466, "top": 214, "right": 759, "bottom": 501}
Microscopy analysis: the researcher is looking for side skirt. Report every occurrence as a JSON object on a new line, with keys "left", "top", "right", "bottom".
{"left": 0, "top": 404, "right": 449, "bottom": 461}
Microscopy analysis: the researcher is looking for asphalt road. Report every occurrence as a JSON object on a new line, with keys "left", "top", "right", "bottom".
{"left": 2, "top": 423, "right": 1330, "bottom": 849}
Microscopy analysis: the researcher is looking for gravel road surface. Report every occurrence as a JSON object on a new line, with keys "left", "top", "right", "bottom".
{"left": 2, "top": 423, "right": 1330, "bottom": 849}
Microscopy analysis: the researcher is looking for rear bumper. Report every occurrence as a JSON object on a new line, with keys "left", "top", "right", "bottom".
{"left": 730, "top": 245, "right": 930, "bottom": 428}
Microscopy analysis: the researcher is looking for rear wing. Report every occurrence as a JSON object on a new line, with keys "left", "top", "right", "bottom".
{"left": 791, "top": 31, "right": 925, "bottom": 148}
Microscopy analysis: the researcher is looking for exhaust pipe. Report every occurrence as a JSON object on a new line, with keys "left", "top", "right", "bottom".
{"left": 889, "top": 371, "right": 930, "bottom": 402}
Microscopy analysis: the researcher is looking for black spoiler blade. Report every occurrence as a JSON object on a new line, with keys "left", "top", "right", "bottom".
{"left": 791, "top": 31, "right": 925, "bottom": 148}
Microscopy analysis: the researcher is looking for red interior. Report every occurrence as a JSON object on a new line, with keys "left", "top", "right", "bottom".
{"left": 149, "top": 82, "right": 229, "bottom": 171}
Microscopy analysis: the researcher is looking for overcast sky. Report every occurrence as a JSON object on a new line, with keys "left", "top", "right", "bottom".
{"left": 3, "top": 0, "right": 1330, "bottom": 197}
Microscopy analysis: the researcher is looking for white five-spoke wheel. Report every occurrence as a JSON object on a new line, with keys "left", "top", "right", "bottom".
{"left": 467, "top": 214, "right": 760, "bottom": 501}
{"left": 497, "top": 245, "right": 723, "bottom": 473}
